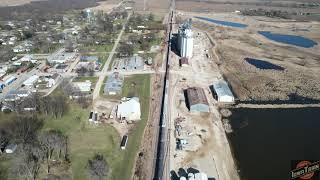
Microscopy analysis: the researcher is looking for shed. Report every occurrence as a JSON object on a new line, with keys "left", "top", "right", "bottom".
{"left": 117, "top": 97, "right": 141, "bottom": 121}
{"left": 186, "top": 87, "right": 209, "bottom": 112}
{"left": 212, "top": 81, "right": 234, "bottom": 103}
{"left": 179, "top": 57, "right": 189, "bottom": 67}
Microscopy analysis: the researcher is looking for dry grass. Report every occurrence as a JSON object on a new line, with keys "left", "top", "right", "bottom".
{"left": 0, "top": 0, "right": 45, "bottom": 6}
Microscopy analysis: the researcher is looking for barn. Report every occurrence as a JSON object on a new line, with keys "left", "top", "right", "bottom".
{"left": 186, "top": 87, "right": 209, "bottom": 112}
{"left": 212, "top": 81, "right": 235, "bottom": 103}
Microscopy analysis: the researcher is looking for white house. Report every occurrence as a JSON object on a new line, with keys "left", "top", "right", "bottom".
{"left": 117, "top": 97, "right": 141, "bottom": 121}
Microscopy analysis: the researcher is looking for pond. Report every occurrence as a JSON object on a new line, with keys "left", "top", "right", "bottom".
{"left": 228, "top": 107, "right": 320, "bottom": 180}
{"left": 245, "top": 58, "right": 284, "bottom": 70}
{"left": 258, "top": 31, "right": 317, "bottom": 48}
{"left": 194, "top": 16, "right": 248, "bottom": 28}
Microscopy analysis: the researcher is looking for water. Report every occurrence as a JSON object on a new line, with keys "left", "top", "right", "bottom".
{"left": 228, "top": 107, "right": 320, "bottom": 180}
{"left": 258, "top": 31, "right": 318, "bottom": 48}
{"left": 194, "top": 16, "right": 248, "bottom": 28}
{"left": 245, "top": 57, "right": 284, "bottom": 70}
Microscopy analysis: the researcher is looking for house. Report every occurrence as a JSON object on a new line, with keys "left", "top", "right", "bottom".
{"left": 186, "top": 87, "right": 209, "bottom": 112}
{"left": 19, "top": 55, "right": 36, "bottom": 63}
{"left": 117, "top": 97, "right": 141, "bottom": 121}
{"left": 211, "top": 81, "right": 235, "bottom": 103}
{"left": 5, "top": 144, "right": 17, "bottom": 154}
{"left": 104, "top": 72, "right": 123, "bottom": 95}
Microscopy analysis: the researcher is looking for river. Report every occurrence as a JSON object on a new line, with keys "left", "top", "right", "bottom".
{"left": 228, "top": 107, "right": 320, "bottom": 180}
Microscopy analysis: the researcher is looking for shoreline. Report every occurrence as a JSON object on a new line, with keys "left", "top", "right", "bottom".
{"left": 235, "top": 103, "right": 320, "bottom": 108}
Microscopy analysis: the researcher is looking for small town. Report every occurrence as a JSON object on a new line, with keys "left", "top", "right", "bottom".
{"left": 0, "top": 0, "right": 320, "bottom": 180}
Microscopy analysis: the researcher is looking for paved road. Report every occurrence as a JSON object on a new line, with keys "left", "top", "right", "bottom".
{"left": 0, "top": 61, "right": 45, "bottom": 100}
{"left": 92, "top": 13, "right": 132, "bottom": 100}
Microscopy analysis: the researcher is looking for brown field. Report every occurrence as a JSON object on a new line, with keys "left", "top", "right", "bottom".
{"left": 185, "top": 12, "right": 320, "bottom": 102}
{"left": 133, "top": 0, "right": 170, "bottom": 13}
{"left": 0, "top": 0, "right": 45, "bottom": 6}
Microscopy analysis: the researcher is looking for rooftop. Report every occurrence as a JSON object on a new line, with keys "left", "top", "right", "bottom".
{"left": 212, "top": 81, "right": 234, "bottom": 98}
{"left": 186, "top": 87, "right": 208, "bottom": 106}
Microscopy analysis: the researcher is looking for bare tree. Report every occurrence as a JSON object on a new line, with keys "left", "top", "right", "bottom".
{"left": 6, "top": 116, "right": 43, "bottom": 145}
{"left": 39, "top": 130, "right": 67, "bottom": 174}
{"left": 10, "top": 144, "right": 44, "bottom": 180}
{"left": 87, "top": 154, "right": 109, "bottom": 180}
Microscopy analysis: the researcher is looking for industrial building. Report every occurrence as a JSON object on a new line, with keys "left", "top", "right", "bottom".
{"left": 212, "top": 81, "right": 235, "bottom": 103}
{"left": 2, "top": 75, "right": 17, "bottom": 86}
{"left": 23, "top": 75, "right": 39, "bottom": 87}
{"left": 186, "top": 87, "right": 209, "bottom": 112}
{"left": 47, "top": 48, "right": 77, "bottom": 64}
{"left": 112, "top": 55, "right": 144, "bottom": 71}
{"left": 117, "top": 97, "right": 141, "bottom": 121}
{"left": 104, "top": 72, "right": 124, "bottom": 95}
{"left": 178, "top": 20, "right": 193, "bottom": 58}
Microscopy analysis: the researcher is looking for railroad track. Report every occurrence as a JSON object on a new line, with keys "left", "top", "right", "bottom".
{"left": 153, "top": 2, "right": 175, "bottom": 179}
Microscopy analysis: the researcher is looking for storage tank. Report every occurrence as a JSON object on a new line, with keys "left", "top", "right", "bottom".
{"left": 178, "top": 20, "right": 193, "bottom": 58}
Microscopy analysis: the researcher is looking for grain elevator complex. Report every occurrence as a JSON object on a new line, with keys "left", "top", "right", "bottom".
{"left": 178, "top": 20, "right": 193, "bottom": 58}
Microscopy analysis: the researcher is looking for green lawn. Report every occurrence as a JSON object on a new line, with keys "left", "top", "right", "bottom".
{"left": 110, "top": 74, "right": 151, "bottom": 180}
{"left": 42, "top": 104, "right": 122, "bottom": 180}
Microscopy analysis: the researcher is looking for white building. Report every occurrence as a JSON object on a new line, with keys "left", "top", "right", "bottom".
{"left": 117, "top": 97, "right": 141, "bottom": 121}
{"left": 47, "top": 48, "right": 76, "bottom": 64}
{"left": 23, "top": 75, "right": 39, "bottom": 87}
{"left": 212, "top": 81, "right": 235, "bottom": 103}
{"left": 178, "top": 20, "right": 193, "bottom": 58}
{"left": 5, "top": 144, "right": 17, "bottom": 154}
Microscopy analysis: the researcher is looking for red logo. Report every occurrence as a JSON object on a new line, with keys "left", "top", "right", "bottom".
{"left": 296, "top": 161, "right": 314, "bottom": 180}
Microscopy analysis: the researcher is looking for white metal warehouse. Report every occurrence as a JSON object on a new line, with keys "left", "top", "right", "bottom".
{"left": 117, "top": 97, "right": 141, "bottom": 121}
{"left": 212, "top": 81, "right": 235, "bottom": 103}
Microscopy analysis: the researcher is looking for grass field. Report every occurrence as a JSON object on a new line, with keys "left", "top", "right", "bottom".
{"left": 80, "top": 44, "right": 114, "bottom": 53}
